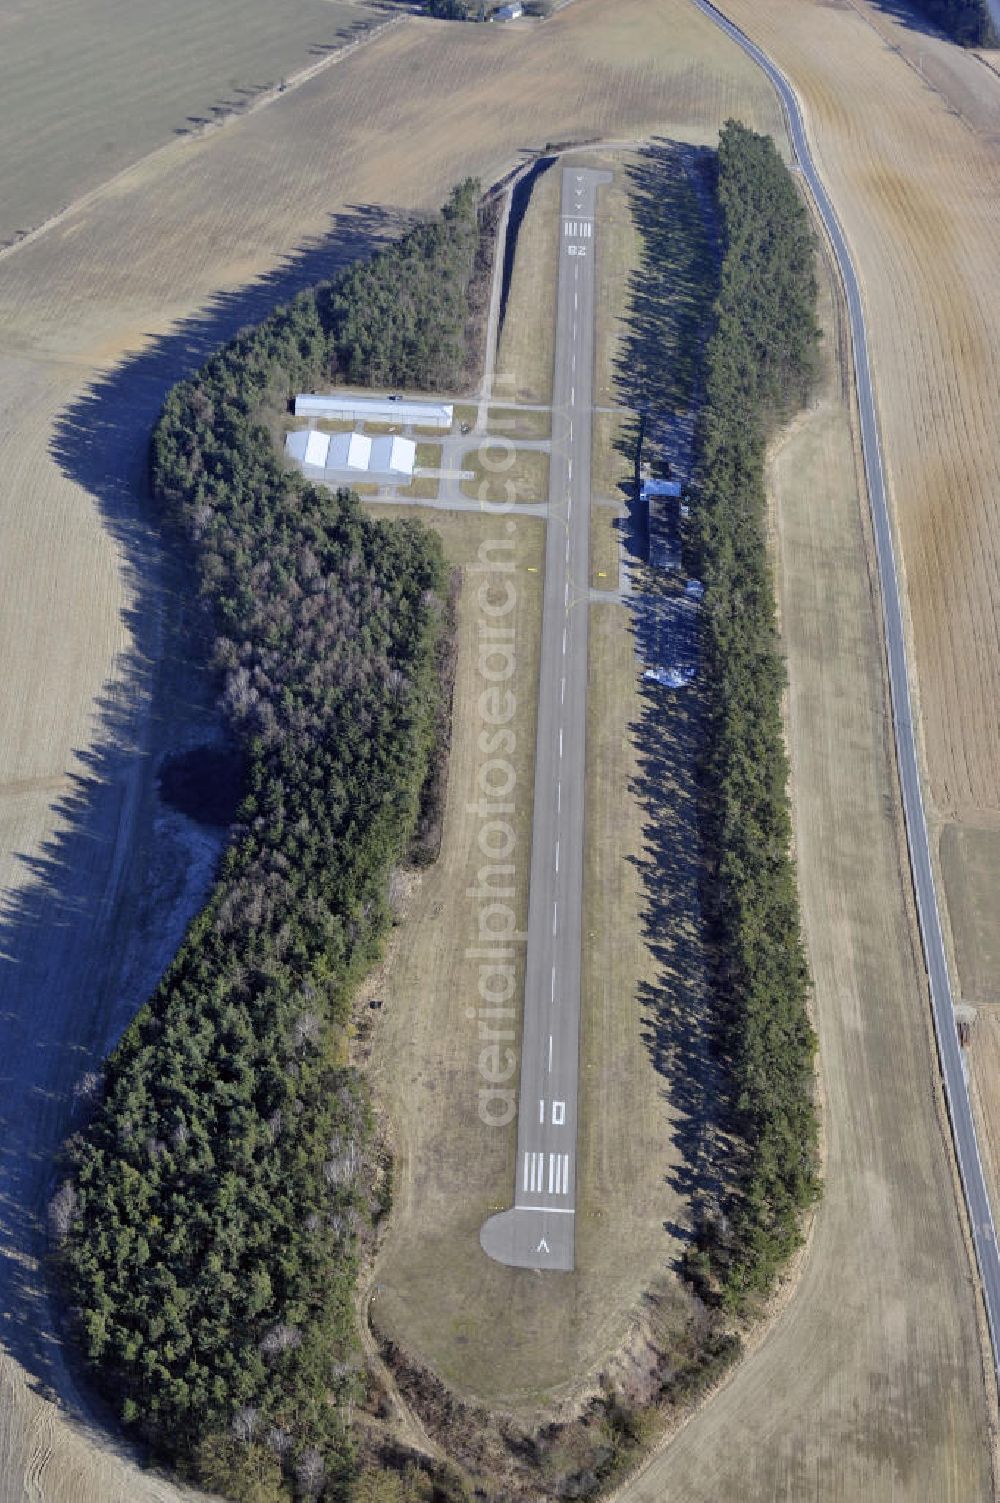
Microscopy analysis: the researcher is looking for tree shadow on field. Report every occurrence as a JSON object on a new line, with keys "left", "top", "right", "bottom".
{"left": 626, "top": 672, "right": 730, "bottom": 1254}
{"left": 614, "top": 140, "right": 718, "bottom": 445}
{"left": 863, "top": 0, "right": 953, "bottom": 41}
{"left": 0, "top": 202, "right": 400, "bottom": 1445}
{"left": 613, "top": 140, "right": 732, "bottom": 1262}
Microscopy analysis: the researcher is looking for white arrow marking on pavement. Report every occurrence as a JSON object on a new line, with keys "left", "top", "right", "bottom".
{"left": 537, "top": 1238, "right": 550, "bottom": 1254}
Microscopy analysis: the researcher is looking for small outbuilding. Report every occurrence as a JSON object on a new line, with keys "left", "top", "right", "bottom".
{"left": 640, "top": 477, "right": 683, "bottom": 502}
{"left": 642, "top": 476, "right": 683, "bottom": 572}
{"left": 494, "top": 2, "right": 524, "bottom": 19}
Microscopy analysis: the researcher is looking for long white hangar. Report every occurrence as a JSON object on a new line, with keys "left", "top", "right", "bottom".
{"left": 294, "top": 393, "right": 454, "bottom": 430}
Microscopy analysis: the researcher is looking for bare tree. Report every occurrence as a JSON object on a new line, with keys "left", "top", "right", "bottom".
{"left": 259, "top": 1321, "right": 301, "bottom": 1360}
{"left": 231, "top": 1405, "right": 259, "bottom": 1443}
{"left": 48, "top": 1181, "right": 78, "bottom": 1245}
{"left": 295, "top": 1447, "right": 325, "bottom": 1500}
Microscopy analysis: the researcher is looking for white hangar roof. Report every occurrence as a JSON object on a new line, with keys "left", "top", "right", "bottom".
{"left": 294, "top": 393, "right": 453, "bottom": 429}
{"left": 285, "top": 428, "right": 416, "bottom": 482}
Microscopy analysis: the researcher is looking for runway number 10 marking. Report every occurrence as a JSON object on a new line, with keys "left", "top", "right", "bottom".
{"left": 538, "top": 1099, "right": 567, "bottom": 1125}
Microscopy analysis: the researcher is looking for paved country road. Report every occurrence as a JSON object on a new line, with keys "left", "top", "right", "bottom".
{"left": 691, "top": 0, "right": 1000, "bottom": 1385}
{"left": 481, "top": 165, "right": 610, "bottom": 1272}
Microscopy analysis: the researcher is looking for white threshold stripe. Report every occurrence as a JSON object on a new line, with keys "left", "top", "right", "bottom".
{"left": 513, "top": 1205, "right": 576, "bottom": 1215}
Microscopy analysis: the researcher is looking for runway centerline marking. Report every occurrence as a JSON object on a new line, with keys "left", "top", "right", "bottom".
{"left": 481, "top": 164, "right": 607, "bottom": 1273}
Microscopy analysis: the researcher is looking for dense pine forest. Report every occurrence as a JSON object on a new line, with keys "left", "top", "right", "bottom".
{"left": 686, "top": 121, "right": 822, "bottom": 1308}
{"left": 908, "top": 0, "right": 995, "bottom": 44}
{"left": 54, "top": 185, "right": 482, "bottom": 1503}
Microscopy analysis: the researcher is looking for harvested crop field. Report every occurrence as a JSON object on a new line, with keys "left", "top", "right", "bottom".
{"left": 710, "top": 0, "right": 1000, "bottom": 811}
{"left": 968, "top": 1014, "right": 1000, "bottom": 1240}
{"left": 614, "top": 216, "right": 993, "bottom": 1503}
{"left": 940, "top": 819, "right": 1000, "bottom": 1006}
{"left": 0, "top": 0, "right": 991, "bottom": 1495}
{"left": 0, "top": 0, "right": 383, "bottom": 248}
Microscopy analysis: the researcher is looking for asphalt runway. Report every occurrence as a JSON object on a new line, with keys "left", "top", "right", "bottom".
{"left": 691, "top": 0, "right": 1000, "bottom": 1383}
{"left": 481, "top": 165, "right": 610, "bottom": 1272}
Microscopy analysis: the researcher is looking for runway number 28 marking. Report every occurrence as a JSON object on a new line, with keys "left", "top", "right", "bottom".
{"left": 567, "top": 245, "right": 587, "bottom": 257}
